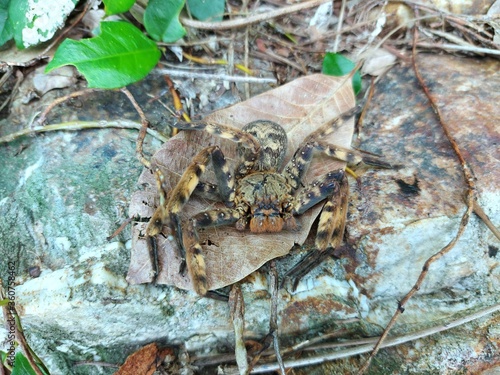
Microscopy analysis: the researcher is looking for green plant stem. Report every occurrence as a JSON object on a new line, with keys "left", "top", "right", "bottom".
{"left": 0, "top": 120, "right": 168, "bottom": 144}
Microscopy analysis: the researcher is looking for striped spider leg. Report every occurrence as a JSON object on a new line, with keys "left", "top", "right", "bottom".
{"left": 146, "top": 122, "right": 262, "bottom": 295}
{"left": 281, "top": 109, "right": 392, "bottom": 289}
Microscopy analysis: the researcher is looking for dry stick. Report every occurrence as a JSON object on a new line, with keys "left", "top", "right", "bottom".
{"left": 35, "top": 88, "right": 102, "bottom": 125}
{"left": 0, "top": 120, "right": 168, "bottom": 144}
{"left": 356, "top": 77, "right": 376, "bottom": 137}
{"left": 244, "top": 303, "right": 500, "bottom": 373}
{"left": 155, "top": 68, "right": 277, "bottom": 84}
{"left": 357, "top": 23, "right": 478, "bottom": 375}
{"left": 0, "top": 68, "right": 19, "bottom": 113}
{"left": 416, "top": 42, "right": 500, "bottom": 56}
{"left": 252, "top": 49, "right": 306, "bottom": 73}
{"left": 332, "top": 0, "right": 347, "bottom": 53}
{"left": 472, "top": 200, "right": 500, "bottom": 241}
{"left": 229, "top": 284, "right": 249, "bottom": 374}
{"left": 446, "top": 19, "right": 499, "bottom": 50}
{"left": 269, "top": 261, "right": 285, "bottom": 374}
{"left": 191, "top": 322, "right": 358, "bottom": 367}
{"left": 180, "top": 0, "right": 330, "bottom": 30}
{"left": 200, "top": 302, "right": 499, "bottom": 371}
{"left": 120, "top": 87, "right": 151, "bottom": 169}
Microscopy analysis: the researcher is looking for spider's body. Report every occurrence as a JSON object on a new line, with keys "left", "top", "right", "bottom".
{"left": 147, "top": 108, "right": 390, "bottom": 295}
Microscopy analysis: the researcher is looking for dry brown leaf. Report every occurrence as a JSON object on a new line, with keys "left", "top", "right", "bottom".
{"left": 115, "top": 342, "right": 172, "bottom": 375}
{"left": 127, "top": 74, "right": 356, "bottom": 291}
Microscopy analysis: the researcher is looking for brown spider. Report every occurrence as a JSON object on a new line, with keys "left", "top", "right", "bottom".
{"left": 146, "top": 107, "right": 390, "bottom": 295}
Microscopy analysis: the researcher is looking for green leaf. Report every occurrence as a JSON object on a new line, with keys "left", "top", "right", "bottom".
{"left": 103, "top": 0, "right": 136, "bottom": 15}
{"left": 0, "top": 0, "right": 13, "bottom": 47}
{"left": 45, "top": 21, "right": 161, "bottom": 89}
{"left": 187, "top": 0, "right": 224, "bottom": 22}
{"left": 11, "top": 352, "right": 38, "bottom": 375}
{"left": 7, "top": 0, "right": 27, "bottom": 48}
{"left": 322, "top": 52, "right": 362, "bottom": 95}
{"left": 144, "top": 0, "right": 186, "bottom": 43}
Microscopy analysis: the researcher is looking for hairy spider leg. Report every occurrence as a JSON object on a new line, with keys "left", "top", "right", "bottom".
{"left": 173, "top": 121, "right": 260, "bottom": 151}
{"left": 146, "top": 146, "right": 235, "bottom": 266}
{"left": 184, "top": 208, "right": 241, "bottom": 295}
{"left": 172, "top": 120, "right": 261, "bottom": 176}
{"left": 193, "top": 181, "right": 220, "bottom": 201}
{"left": 283, "top": 108, "right": 393, "bottom": 191}
{"left": 286, "top": 171, "right": 349, "bottom": 289}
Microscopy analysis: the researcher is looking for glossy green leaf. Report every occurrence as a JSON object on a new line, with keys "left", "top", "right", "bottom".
{"left": 11, "top": 352, "right": 39, "bottom": 375}
{"left": 322, "top": 52, "right": 362, "bottom": 95}
{"left": 7, "top": 0, "right": 27, "bottom": 48}
{"left": 103, "top": 0, "right": 136, "bottom": 15}
{"left": 144, "top": 0, "right": 186, "bottom": 43}
{"left": 0, "top": 0, "right": 12, "bottom": 46}
{"left": 187, "top": 0, "right": 224, "bottom": 21}
{"left": 45, "top": 21, "right": 161, "bottom": 89}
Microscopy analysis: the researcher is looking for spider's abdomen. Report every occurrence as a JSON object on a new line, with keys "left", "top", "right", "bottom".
{"left": 236, "top": 172, "right": 293, "bottom": 233}
{"left": 238, "top": 120, "right": 287, "bottom": 172}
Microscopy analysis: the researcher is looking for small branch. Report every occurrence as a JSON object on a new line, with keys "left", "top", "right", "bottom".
{"left": 472, "top": 199, "right": 500, "bottom": 242}
{"left": 35, "top": 88, "right": 102, "bottom": 125}
{"left": 120, "top": 87, "right": 152, "bottom": 169}
{"left": 154, "top": 68, "right": 277, "bottom": 84}
{"left": 247, "top": 303, "right": 500, "bottom": 373}
{"left": 269, "top": 261, "right": 285, "bottom": 374}
{"left": 332, "top": 0, "right": 347, "bottom": 53}
{"left": 229, "top": 284, "right": 249, "bottom": 374}
{"left": 0, "top": 120, "right": 168, "bottom": 144}
{"left": 180, "top": 0, "right": 330, "bottom": 30}
{"left": 416, "top": 42, "right": 500, "bottom": 56}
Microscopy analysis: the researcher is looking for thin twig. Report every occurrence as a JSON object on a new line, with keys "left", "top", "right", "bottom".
{"left": 332, "top": 0, "right": 347, "bottom": 53}
{"left": 229, "top": 284, "right": 249, "bottom": 374}
{"left": 180, "top": 0, "right": 330, "bottom": 30}
{"left": 0, "top": 120, "right": 168, "bottom": 144}
{"left": 269, "top": 261, "right": 285, "bottom": 374}
{"left": 472, "top": 199, "right": 500, "bottom": 242}
{"left": 251, "top": 50, "right": 306, "bottom": 74}
{"left": 245, "top": 303, "right": 500, "bottom": 373}
{"left": 357, "top": 21, "right": 478, "bottom": 374}
{"left": 154, "top": 68, "right": 277, "bottom": 84}
{"left": 0, "top": 68, "right": 19, "bottom": 113}
{"left": 106, "top": 216, "right": 135, "bottom": 241}
{"left": 416, "top": 42, "right": 500, "bottom": 55}
{"left": 191, "top": 320, "right": 358, "bottom": 367}
{"left": 35, "top": 88, "right": 102, "bottom": 125}
{"left": 120, "top": 87, "right": 152, "bottom": 168}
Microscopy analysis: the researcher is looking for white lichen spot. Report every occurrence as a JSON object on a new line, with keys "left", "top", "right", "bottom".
{"left": 22, "top": 0, "right": 76, "bottom": 48}
{"left": 18, "top": 156, "right": 44, "bottom": 188}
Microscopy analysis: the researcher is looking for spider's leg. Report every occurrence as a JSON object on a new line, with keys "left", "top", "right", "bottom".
{"left": 173, "top": 121, "right": 260, "bottom": 153}
{"left": 284, "top": 108, "right": 393, "bottom": 191}
{"left": 194, "top": 181, "right": 220, "bottom": 201}
{"left": 184, "top": 208, "right": 240, "bottom": 295}
{"left": 286, "top": 170, "right": 349, "bottom": 290}
{"left": 146, "top": 146, "right": 234, "bottom": 269}
{"left": 293, "top": 170, "right": 346, "bottom": 216}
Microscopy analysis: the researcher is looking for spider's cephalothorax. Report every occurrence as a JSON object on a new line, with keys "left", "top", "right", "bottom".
{"left": 147, "top": 108, "right": 391, "bottom": 295}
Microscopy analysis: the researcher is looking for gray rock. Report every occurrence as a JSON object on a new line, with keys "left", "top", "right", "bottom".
{"left": 0, "top": 55, "right": 499, "bottom": 374}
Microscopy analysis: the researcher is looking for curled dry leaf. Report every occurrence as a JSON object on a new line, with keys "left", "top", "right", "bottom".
{"left": 127, "top": 74, "right": 355, "bottom": 292}
{"left": 115, "top": 342, "right": 173, "bottom": 375}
